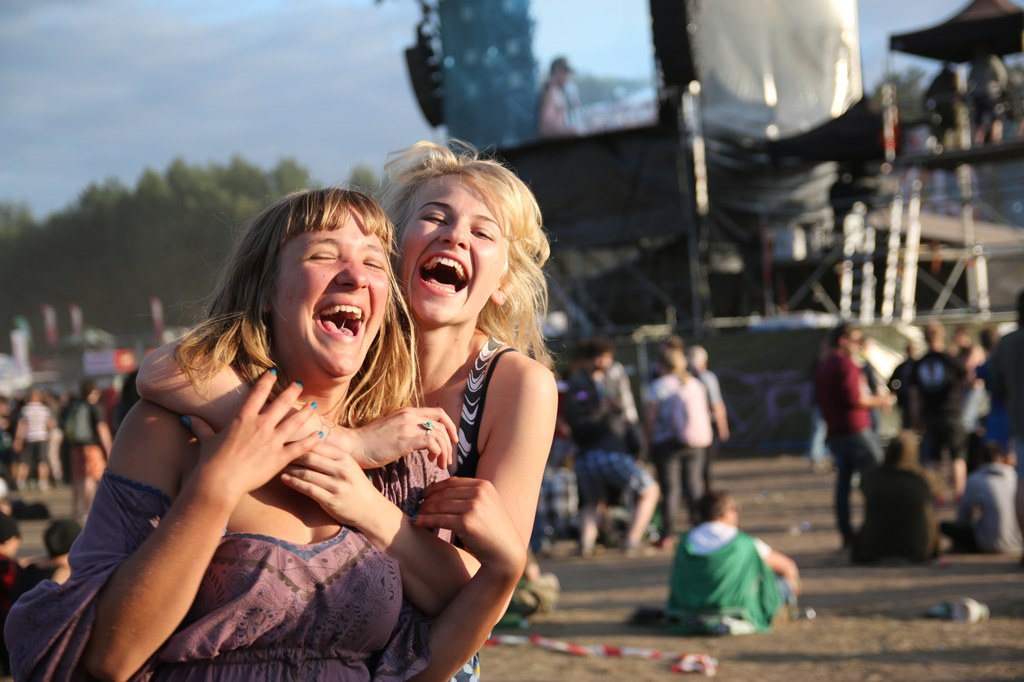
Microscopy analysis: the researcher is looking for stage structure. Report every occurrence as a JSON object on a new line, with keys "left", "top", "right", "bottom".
{"left": 398, "top": 0, "right": 1024, "bottom": 338}
{"left": 393, "top": 0, "right": 1024, "bottom": 450}
{"left": 884, "top": 0, "right": 1024, "bottom": 321}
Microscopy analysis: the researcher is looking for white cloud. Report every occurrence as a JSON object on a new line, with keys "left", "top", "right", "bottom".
{"left": 0, "top": 0, "right": 433, "bottom": 218}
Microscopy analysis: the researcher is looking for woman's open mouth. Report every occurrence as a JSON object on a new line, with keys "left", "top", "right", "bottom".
{"left": 420, "top": 256, "right": 468, "bottom": 293}
{"left": 318, "top": 304, "right": 364, "bottom": 337}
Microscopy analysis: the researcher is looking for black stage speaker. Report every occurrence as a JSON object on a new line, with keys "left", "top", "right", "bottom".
{"left": 649, "top": 0, "right": 697, "bottom": 90}
{"left": 404, "top": 22, "right": 444, "bottom": 128}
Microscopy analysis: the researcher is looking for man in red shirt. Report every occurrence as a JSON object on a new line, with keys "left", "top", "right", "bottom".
{"left": 814, "top": 323, "right": 895, "bottom": 548}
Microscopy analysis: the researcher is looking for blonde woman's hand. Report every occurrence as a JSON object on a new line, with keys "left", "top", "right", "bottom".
{"left": 182, "top": 371, "right": 321, "bottom": 503}
{"left": 279, "top": 451, "right": 384, "bottom": 528}
{"left": 414, "top": 477, "right": 526, "bottom": 578}
{"left": 337, "top": 407, "right": 458, "bottom": 470}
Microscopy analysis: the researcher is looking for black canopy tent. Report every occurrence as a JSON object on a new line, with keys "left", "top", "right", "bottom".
{"left": 889, "top": 0, "right": 1024, "bottom": 62}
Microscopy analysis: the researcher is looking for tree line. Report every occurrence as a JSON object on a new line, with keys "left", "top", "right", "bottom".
{"left": 0, "top": 156, "right": 379, "bottom": 356}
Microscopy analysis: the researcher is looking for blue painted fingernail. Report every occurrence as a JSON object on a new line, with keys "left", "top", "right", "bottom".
{"left": 181, "top": 415, "right": 192, "bottom": 426}
{"left": 310, "top": 402, "right": 318, "bottom": 410}
{"left": 296, "top": 380, "right": 303, "bottom": 389}
{"left": 318, "top": 431, "right": 325, "bottom": 438}
{"left": 410, "top": 513, "right": 418, "bottom": 523}
{"left": 269, "top": 368, "right": 277, "bottom": 375}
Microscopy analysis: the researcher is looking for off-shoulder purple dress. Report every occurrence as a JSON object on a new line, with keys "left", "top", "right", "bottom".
{"left": 5, "top": 454, "right": 447, "bottom": 681}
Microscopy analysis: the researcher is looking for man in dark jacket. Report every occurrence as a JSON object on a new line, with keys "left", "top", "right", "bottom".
{"left": 910, "top": 321, "right": 968, "bottom": 500}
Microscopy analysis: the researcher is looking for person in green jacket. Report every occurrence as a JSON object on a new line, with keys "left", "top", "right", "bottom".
{"left": 666, "top": 490, "right": 801, "bottom": 634}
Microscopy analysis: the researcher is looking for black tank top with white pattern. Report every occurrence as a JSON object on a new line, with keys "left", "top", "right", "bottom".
{"left": 450, "top": 338, "right": 514, "bottom": 479}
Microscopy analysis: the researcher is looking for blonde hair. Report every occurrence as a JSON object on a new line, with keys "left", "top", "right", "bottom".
{"left": 380, "top": 140, "right": 551, "bottom": 363}
{"left": 175, "top": 188, "right": 417, "bottom": 428}
{"left": 658, "top": 345, "right": 691, "bottom": 384}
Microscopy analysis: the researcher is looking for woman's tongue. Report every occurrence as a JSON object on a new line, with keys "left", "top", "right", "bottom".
{"left": 321, "top": 314, "right": 357, "bottom": 336}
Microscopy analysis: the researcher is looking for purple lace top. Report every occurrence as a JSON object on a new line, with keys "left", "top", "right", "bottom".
{"left": 6, "top": 453, "right": 448, "bottom": 681}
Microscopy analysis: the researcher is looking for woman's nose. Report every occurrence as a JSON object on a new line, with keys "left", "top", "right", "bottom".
{"left": 335, "top": 261, "right": 369, "bottom": 288}
{"left": 440, "top": 219, "right": 471, "bottom": 248}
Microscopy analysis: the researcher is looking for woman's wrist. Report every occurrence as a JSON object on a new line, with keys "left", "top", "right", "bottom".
{"left": 328, "top": 426, "right": 374, "bottom": 468}
{"left": 353, "top": 495, "right": 406, "bottom": 552}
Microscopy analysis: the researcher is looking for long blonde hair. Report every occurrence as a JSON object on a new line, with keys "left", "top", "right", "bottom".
{"left": 174, "top": 188, "right": 417, "bottom": 428}
{"left": 380, "top": 140, "right": 551, "bottom": 363}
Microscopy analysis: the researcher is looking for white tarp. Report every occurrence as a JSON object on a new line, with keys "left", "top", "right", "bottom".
{"left": 0, "top": 353, "right": 31, "bottom": 396}
{"left": 691, "top": 0, "right": 863, "bottom": 140}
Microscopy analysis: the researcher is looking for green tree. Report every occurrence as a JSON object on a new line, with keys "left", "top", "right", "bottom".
{"left": 0, "top": 156, "right": 313, "bottom": 354}
{"left": 347, "top": 164, "right": 381, "bottom": 194}
{"left": 0, "top": 201, "right": 37, "bottom": 239}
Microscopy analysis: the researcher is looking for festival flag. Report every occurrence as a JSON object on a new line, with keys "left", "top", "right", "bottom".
{"left": 41, "top": 303, "right": 57, "bottom": 348}
{"left": 149, "top": 295, "right": 164, "bottom": 342}
{"left": 10, "top": 328, "right": 29, "bottom": 370}
{"left": 69, "top": 302, "right": 83, "bottom": 335}
{"left": 12, "top": 315, "right": 31, "bottom": 347}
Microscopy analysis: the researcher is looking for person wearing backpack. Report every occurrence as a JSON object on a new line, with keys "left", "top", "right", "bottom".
{"left": 564, "top": 339, "right": 660, "bottom": 558}
{"left": 63, "top": 380, "right": 111, "bottom": 518}
{"left": 645, "top": 344, "right": 713, "bottom": 550}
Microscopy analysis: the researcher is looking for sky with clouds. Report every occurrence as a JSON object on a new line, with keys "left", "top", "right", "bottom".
{"left": 0, "top": 0, "right": 997, "bottom": 219}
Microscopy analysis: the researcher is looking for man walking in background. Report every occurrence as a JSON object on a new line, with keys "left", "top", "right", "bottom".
{"left": 563, "top": 339, "right": 659, "bottom": 558}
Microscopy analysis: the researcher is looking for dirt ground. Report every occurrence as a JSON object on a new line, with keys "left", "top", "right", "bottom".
{"left": 478, "top": 453, "right": 1024, "bottom": 681}
{"left": 8, "top": 453, "right": 1024, "bottom": 681}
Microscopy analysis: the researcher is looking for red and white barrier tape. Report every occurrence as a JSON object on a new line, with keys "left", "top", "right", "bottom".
{"left": 484, "top": 634, "right": 718, "bottom": 676}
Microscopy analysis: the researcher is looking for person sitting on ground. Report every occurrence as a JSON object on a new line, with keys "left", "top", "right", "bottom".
{"left": 15, "top": 518, "right": 82, "bottom": 593}
{"left": 940, "top": 441, "right": 1022, "bottom": 554}
{"left": 852, "top": 430, "right": 941, "bottom": 564}
{"left": 665, "top": 490, "right": 800, "bottom": 634}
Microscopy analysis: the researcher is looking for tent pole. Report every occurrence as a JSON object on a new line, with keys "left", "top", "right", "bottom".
{"left": 679, "top": 81, "right": 712, "bottom": 336}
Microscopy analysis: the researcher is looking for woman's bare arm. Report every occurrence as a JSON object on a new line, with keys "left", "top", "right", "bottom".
{"left": 84, "top": 376, "right": 318, "bottom": 680}
{"left": 474, "top": 354, "right": 559, "bottom": 548}
{"left": 280, "top": 451, "right": 477, "bottom": 615}
{"left": 139, "top": 341, "right": 459, "bottom": 467}
{"left": 408, "top": 478, "right": 526, "bottom": 681}
{"left": 136, "top": 341, "right": 248, "bottom": 431}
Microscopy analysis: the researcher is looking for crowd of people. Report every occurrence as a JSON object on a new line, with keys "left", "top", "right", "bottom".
{"left": 812, "top": 313, "right": 1023, "bottom": 567}
{"left": 6, "top": 305, "right": 1024, "bottom": 659}
{"left": 1, "top": 377, "right": 128, "bottom": 518}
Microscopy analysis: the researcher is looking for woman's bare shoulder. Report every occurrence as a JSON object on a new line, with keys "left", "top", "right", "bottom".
{"left": 487, "top": 351, "right": 557, "bottom": 421}
{"left": 106, "top": 400, "right": 196, "bottom": 498}
{"left": 492, "top": 350, "right": 556, "bottom": 392}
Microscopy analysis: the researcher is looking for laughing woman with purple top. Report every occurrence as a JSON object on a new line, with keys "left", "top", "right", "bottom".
{"left": 5, "top": 189, "right": 524, "bottom": 681}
